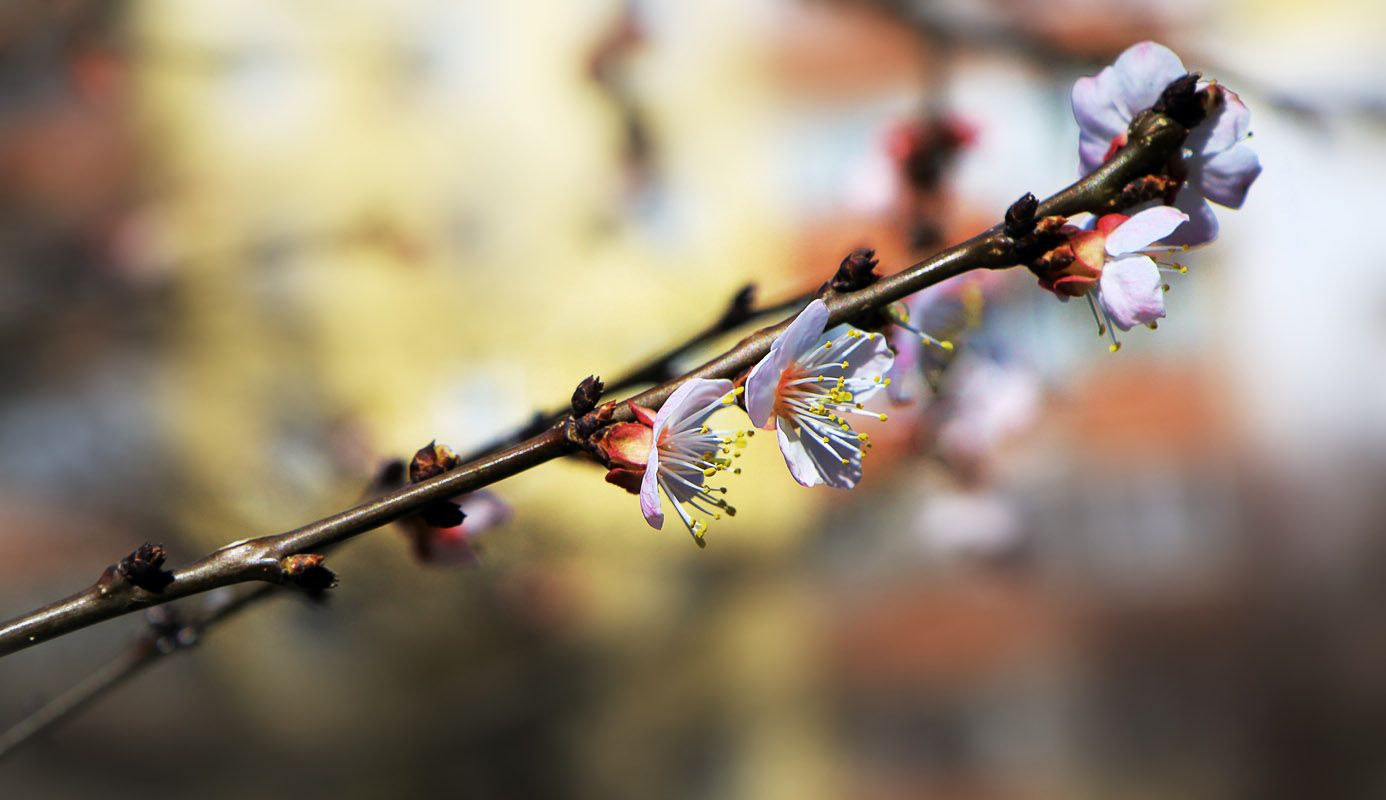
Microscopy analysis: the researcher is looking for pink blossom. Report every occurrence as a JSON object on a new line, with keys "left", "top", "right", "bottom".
{"left": 600, "top": 379, "right": 745, "bottom": 548}
{"left": 745, "top": 299, "right": 894, "bottom": 489}
{"left": 1038, "top": 206, "right": 1190, "bottom": 349}
{"left": 1072, "top": 41, "right": 1261, "bottom": 246}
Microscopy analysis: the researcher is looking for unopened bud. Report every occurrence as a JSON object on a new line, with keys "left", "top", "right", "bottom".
{"left": 1004, "top": 192, "right": 1038, "bottom": 239}
{"left": 831, "top": 247, "right": 880, "bottom": 292}
{"left": 281, "top": 554, "right": 338, "bottom": 593}
{"left": 118, "top": 543, "right": 174, "bottom": 593}
{"left": 410, "top": 441, "right": 460, "bottom": 484}
{"left": 571, "top": 375, "right": 605, "bottom": 417}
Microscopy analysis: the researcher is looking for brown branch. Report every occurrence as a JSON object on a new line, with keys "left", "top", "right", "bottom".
{"left": 0, "top": 104, "right": 1190, "bottom": 659}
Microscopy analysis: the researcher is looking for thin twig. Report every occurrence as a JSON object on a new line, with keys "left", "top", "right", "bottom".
{"left": 0, "top": 104, "right": 1191, "bottom": 659}
{"left": 0, "top": 584, "right": 274, "bottom": 758}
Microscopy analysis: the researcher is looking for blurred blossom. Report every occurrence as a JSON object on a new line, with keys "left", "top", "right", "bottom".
{"left": 937, "top": 354, "right": 1042, "bottom": 461}
{"left": 403, "top": 490, "right": 513, "bottom": 565}
{"left": 914, "top": 486, "right": 1023, "bottom": 558}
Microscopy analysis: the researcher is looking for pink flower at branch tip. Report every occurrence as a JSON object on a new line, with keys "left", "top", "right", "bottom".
{"left": 599, "top": 378, "right": 747, "bottom": 548}
{"left": 1072, "top": 41, "right": 1261, "bottom": 246}
{"left": 745, "top": 299, "right": 894, "bottom": 489}
{"left": 405, "top": 490, "right": 513, "bottom": 565}
{"left": 1039, "top": 206, "right": 1190, "bottom": 350}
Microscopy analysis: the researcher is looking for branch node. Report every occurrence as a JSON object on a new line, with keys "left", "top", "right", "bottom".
{"left": 116, "top": 543, "right": 175, "bottom": 593}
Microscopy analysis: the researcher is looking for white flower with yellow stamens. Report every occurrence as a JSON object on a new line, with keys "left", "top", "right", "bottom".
{"left": 744, "top": 299, "right": 894, "bottom": 489}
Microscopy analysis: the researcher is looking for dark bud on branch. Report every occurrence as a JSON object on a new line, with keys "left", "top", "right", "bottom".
{"left": 1152, "top": 73, "right": 1205, "bottom": 130}
{"left": 420, "top": 501, "right": 465, "bottom": 529}
{"left": 715, "top": 284, "right": 758, "bottom": 330}
{"left": 1004, "top": 192, "right": 1039, "bottom": 239}
{"left": 1118, "top": 174, "right": 1178, "bottom": 208}
{"left": 117, "top": 543, "right": 174, "bottom": 593}
{"left": 571, "top": 375, "right": 605, "bottom": 417}
{"left": 410, "top": 442, "right": 467, "bottom": 528}
{"left": 281, "top": 554, "right": 338, "bottom": 593}
{"left": 831, "top": 247, "right": 880, "bottom": 292}
{"left": 409, "top": 441, "right": 460, "bottom": 484}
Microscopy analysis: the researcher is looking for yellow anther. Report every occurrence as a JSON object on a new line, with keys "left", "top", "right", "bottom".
{"left": 857, "top": 433, "right": 868, "bottom": 441}
{"left": 823, "top": 341, "right": 833, "bottom": 349}
{"left": 855, "top": 402, "right": 864, "bottom": 409}
{"left": 1162, "top": 284, "right": 1171, "bottom": 292}
{"left": 734, "top": 386, "right": 745, "bottom": 395}
{"left": 1146, "top": 321, "right": 1158, "bottom": 330}
{"left": 883, "top": 378, "right": 891, "bottom": 386}
{"left": 877, "top": 413, "right": 888, "bottom": 422}
{"left": 1109, "top": 342, "right": 1122, "bottom": 353}
{"left": 840, "top": 457, "right": 849, "bottom": 465}
{"left": 940, "top": 340, "right": 955, "bottom": 351}
{"left": 873, "top": 376, "right": 882, "bottom": 383}
{"left": 745, "top": 430, "right": 755, "bottom": 437}
{"left": 703, "top": 468, "right": 717, "bottom": 477}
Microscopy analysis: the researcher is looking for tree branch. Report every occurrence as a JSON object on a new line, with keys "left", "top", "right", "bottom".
{"left": 0, "top": 104, "right": 1189, "bottom": 659}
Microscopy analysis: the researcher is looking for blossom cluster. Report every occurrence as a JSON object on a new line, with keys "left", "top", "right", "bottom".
{"left": 440, "top": 42, "right": 1263, "bottom": 557}
{"left": 1034, "top": 41, "right": 1261, "bottom": 348}
{"left": 599, "top": 299, "right": 896, "bottom": 546}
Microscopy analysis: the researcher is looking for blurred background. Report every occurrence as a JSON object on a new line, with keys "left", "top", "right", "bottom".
{"left": 1, "top": 0, "right": 1384, "bottom": 797}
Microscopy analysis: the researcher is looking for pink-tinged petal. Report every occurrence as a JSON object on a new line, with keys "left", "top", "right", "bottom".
{"left": 653, "top": 378, "right": 732, "bottom": 437}
{"left": 629, "top": 402, "right": 657, "bottom": 428}
{"left": 1158, "top": 190, "right": 1219, "bottom": 246}
{"left": 775, "top": 418, "right": 825, "bottom": 488}
{"left": 1187, "top": 85, "right": 1251, "bottom": 158}
{"left": 777, "top": 299, "right": 831, "bottom": 361}
{"left": 640, "top": 454, "right": 664, "bottom": 529}
{"left": 1198, "top": 142, "right": 1261, "bottom": 209}
{"left": 1098, "top": 255, "right": 1165, "bottom": 331}
{"left": 745, "top": 344, "right": 791, "bottom": 428}
{"left": 1109, "top": 41, "right": 1187, "bottom": 115}
{"left": 1072, "top": 76, "right": 1130, "bottom": 173}
{"left": 1105, "top": 206, "right": 1189, "bottom": 256}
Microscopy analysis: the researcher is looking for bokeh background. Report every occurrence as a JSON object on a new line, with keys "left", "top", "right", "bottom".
{"left": 2, "top": 0, "right": 1384, "bottom": 797}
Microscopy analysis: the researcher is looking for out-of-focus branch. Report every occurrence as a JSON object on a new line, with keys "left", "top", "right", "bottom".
{"left": 0, "top": 584, "right": 274, "bottom": 758}
{"left": 0, "top": 102, "right": 1192, "bottom": 659}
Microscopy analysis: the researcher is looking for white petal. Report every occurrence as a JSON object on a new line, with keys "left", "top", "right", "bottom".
{"left": 455, "top": 490, "right": 513, "bottom": 533}
{"left": 1187, "top": 85, "right": 1251, "bottom": 158}
{"left": 745, "top": 344, "right": 790, "bottom": 428}
{"left": 1159, "top": 189, "right": 1219, "bottom": 247}
{"left": 1098, "top": 255, "right": 1166, "bottom": 331}
{"left": 778, "top": 299, "right": 831, "bottom": 361}
{"left": 1198, "top": 143, "right": 1261, "bottom": 209}
{"left": 1105, "top": 206, "right": 1189, "bottom": 256}
{"left": 1109, "top": 41, "right": 1187, "bottom": 115}
{"left": 775, "top": 418, "right": 824, "bottom": 488}
{"left": 640, "top": 454, "right": 664, "bottom": 530}
{"left": 654, "top": 378, "right": 733, "bottom": 438}
{"left": 1072, "top": 76, "right": 1129, "bottom": 173}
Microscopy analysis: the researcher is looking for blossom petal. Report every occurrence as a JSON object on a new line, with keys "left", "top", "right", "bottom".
{"left": 1073, "top": 76, "right": 1129, "bottom": 173}
{"left": 1098, "top": 255, "right": 1165, "bottom": 331}
{"left": 1158, "top": 190, "right": 1219, "bottom": 247}
{"left": 640, "top": 451, "right": 664, "bottom": 529}
{"left": 1187, "top": 85, "right": 1251, "bottom": 158}
{"left": 775, "top": 418, "right": 862, "bottom": 489}
{"left": 1104, "top": 206, "right": 1189, "bottom": 256}
{"left": 1109, "top": 41, "right": 1187, "bottom": 115}
{"left": 745, "top": 344, "right": 791, "bottom": 428}
{"left": 1198, "top": 142, "right": 1261, "bottom": 209}
{"left": 775, "top": 418, "right": 824, "bottom": 488}
{"left": 654, "top": 378, "right": 733, "bottom": 437}
{"left": 456, "top": 490, "right": 513, "bottom": 533}
{"left": 778, "top": 299, "right": 831, "bottom": 361}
